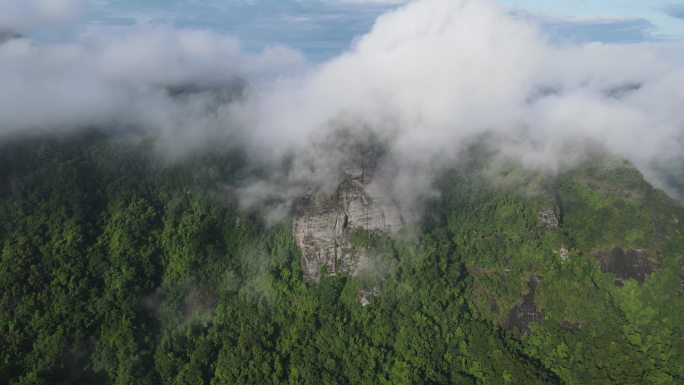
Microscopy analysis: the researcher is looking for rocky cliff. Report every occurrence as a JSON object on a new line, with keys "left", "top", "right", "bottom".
{"left": 292, "top": 156, "right": 402, "bottom": 283}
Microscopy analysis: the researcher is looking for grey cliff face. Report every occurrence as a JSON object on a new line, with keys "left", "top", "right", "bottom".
{"left": 538, "top": 207, "right": 559, "bottom": 228}
{"left": 293, "top": 157, "right": 402, "bottom": 284}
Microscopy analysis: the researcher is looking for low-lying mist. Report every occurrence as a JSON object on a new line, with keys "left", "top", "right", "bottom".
{"left": 2, "top": 0, "right": 684, "bottom": 220}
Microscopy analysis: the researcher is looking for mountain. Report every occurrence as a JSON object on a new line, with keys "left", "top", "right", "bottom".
{"left": 293, "top": 148, "right": 403, "bottom": 284}
{"left": 0, "top": 133, "right": 683, "bottom": 384}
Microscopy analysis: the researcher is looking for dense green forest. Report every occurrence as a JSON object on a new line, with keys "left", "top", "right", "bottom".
{"left": 1, "top": 134, "right": 683, "bottom": 384}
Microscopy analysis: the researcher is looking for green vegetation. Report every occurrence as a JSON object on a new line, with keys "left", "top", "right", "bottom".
{"left": 1, "top": 135, "right": 683, "bottom": 384}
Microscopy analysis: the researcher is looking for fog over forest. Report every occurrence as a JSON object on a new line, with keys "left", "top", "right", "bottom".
{"left": 2, "top": 0, "right": 684, "bottom": 213}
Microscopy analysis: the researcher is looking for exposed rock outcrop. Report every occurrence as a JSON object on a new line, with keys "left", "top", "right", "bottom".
{"left": 595, "top": 247, "right": 659, "bottom": 286}
{"left": 357, "top": 287, "right": 379, "bottom": 307}
{"left": 559, "top": 246, "right": 570, "bottom": 263}
{"left": 538, "top": 207, "right": 559, "bottom": 228}
{"left": 561, "top": 320, "right": 581, "bottom": 332}
{"left": 293, "top": 155, "right": 402, "bottom": 284}
{"left": 504, "top": 275, "right": 544, "bottom": 333}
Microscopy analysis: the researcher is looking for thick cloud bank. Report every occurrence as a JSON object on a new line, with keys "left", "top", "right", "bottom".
{"left": 234, "top": 0, "right": 684, "bottom": 209}
{"left": 2, "top": 0, "right": 684, "bottom": 214}
{"left": 0, "top": 27, "right": 304, "bottom": 156}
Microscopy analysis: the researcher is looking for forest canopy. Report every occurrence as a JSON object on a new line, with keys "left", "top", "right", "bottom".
{"left": 1, "top": 134, "right": 683, "bottom": 385}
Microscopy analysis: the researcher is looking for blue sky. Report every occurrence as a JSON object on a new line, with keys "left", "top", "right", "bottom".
{"left": 78, "top": 0, "right": 684, "bottom": 59}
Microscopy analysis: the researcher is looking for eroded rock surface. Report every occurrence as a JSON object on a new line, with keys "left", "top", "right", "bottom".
{"left": 538, "top": 207, "right": 559, "bottom": 228}
{"left": 293, "top": 158, "right": 402, "bottom": 284}
{"left": 561, "top": 320, "right": 581, "bottom": 332}
{"left": 504, "top": 275, "right": 545, "bottom": 334}
{"left": 357, "top": 287, "right": 379, "bottom": 307}
{"left": 596, "top": 247, "right": 659, "bottom": 286}
{"left": 559, "top": 246, "right": 570, "bottom": 263}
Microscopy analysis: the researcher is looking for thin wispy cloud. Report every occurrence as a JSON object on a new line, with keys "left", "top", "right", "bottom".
{"left": 0, "top": 0, "right": 85, "bottom": 32}
{"left": 76, "top": 0, "right": 684, "bottom": 59}
{"left": 515, "top": 12, "right": 660, "bottom": 44}
{"left": 664, "top": 3, "right": 684, "bottom": 20}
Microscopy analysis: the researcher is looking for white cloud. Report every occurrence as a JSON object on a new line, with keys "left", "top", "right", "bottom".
{"left": 0, "top": 27, "right": 305, "bottom": 158}
{"left": 233, "top": 0, "right": 684, "bottom": 207}
{"left": 1, "top": 0, "right": 684, "bottom": 215}
{"left": 0, "top": 0, "right": 85, "bottom": 32}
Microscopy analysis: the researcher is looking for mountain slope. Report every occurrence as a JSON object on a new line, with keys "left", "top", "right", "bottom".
{"left": 0, "top": 134, "right": 682, "bottom": 384}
